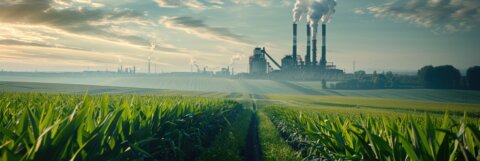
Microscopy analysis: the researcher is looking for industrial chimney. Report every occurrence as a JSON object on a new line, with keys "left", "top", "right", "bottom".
{"left": 292, "top": 23, "right": 297, "bottom": 66}
{"left": 320, "top": 24, "right": 327, "bottom": 67}
{"left": 305, "top": 24, "right": 311, "bottom": 66}
{"left": 312, "top": 37, "right": 317, "bottom": 66}
{"left": 148, "top": 58, "right": 151, "bottom": 74}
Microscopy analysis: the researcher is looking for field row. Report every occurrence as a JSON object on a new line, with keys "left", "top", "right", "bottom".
{"left": 262, "top": 107, "right": 480, "bottom": 161}
{"left": 0, "top": 93, "right": 248, "bottom": 161}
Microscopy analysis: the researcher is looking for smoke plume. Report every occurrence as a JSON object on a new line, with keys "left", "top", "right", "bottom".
{"left": 116, "top": 55, "right": 123, "bottom": 63}
{"left": 190, "top": 57, "right": 200, "bottom": 70}
{"left": 293, "top": 0, "right": 309, "bottom": 22}
{"left": 148, "top": 40, "right": 156, "bottom": 60}
{"left": 307, "top": 0, "right": 336, "bottom": 39}
{"left": 293, "top": 0, "right": 337, "bottom": 39}
{"left": 230, "top": 54, "right": 244, "bottom": 66}
{"left": 150, "top": 41, "right": 156, "bottom": 52}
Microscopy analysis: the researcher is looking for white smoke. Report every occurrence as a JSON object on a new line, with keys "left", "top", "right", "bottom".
{"left": 116, "top": 55, "right": 123, "bottom": 63}
{"left": 190, "top": 57, "right": 197, "bottom": 66}
{"left": 190, "top": 57, "right": 200, "bottom": 70}
{"left": 150, "top": 40, "right": 156, "bottom": 52}
{"left": 148, "top": 40, "right": 156, "bottom": 61}
{"left": 293, "top": 0, "right": 337, "bottom": 39}
{"left": 230, "top": 54, "right": 244, "bottom": 66}
{"left": 307, "top": 0, "right": 336, "bottom": 39}
{"left": 293, "top": 0, "right": 310, "bottom": 22}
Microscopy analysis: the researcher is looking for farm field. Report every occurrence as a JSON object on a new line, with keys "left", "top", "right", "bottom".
{"left": 261, "top": 94, "right": 480, "bottom": 117}
{"left": 1, "top": 79, "right": 480, "bottom": 104}
{"left": 0, "top": 92, "right": 251, "bottom": 160}
{"left": 1, "top": 81, "right": 480, "bottom": 160}
{"left": 254, "top": 91, "right": 480, "bottom": 160}
{"left": 262, "top": 106, "right": 480, "bottom": 160}
{"left": 0, "top": 75, "right": 312, "bottom": 95}
{"left": 0, "top": 81, "right": 234, "bottom": 98}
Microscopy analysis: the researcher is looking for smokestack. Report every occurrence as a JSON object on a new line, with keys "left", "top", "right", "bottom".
{"left": 293, "top": 23, "right": 297, "bottom": 66}
{"left": 320, "top": 24, "right": 327, "bottom": 67}
{"left": 312, "top": 39, "right": 317, "bottom": 66}
{"left": 148, "top": 58, "right": 151, "bottom": 74}
{"left": 305, "top": 24, "right": 311, "bottom": 66}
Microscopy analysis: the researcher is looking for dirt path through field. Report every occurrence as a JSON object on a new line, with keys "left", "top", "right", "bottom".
{"left": 243, "top": 97, "right": 261, "bottom": 161}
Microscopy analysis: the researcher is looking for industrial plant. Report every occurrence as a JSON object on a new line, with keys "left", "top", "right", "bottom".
{"left": 249, "top": 23, "right": 343, "bottom": 80}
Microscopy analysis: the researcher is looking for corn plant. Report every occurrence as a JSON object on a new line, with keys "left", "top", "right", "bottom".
{"left": 265, "top": 107, "right": 480, "bottom": 161}
{"left": 0, "top": 92, "right": 242, "bottom": 161}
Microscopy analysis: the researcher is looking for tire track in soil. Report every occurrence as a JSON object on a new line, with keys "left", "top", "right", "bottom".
{"left": 243, "top": 96, "right": 261, "bottom": 161}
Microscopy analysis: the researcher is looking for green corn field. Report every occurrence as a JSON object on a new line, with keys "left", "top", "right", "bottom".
{"left": 1, "top": 90, "right": 480, "bottom": 161}
{"left": 264, "top": 107, "right": 480, "bottom": 161}
{"left": 0, "top": 92, "right": 243, "bottom": 160}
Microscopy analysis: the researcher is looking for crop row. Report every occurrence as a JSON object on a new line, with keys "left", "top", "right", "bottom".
{"left": 0, "top": 92, "right": 242, "bottom": 161}
{"left": 265, "top": 107, "right": 480, "bottom": 161}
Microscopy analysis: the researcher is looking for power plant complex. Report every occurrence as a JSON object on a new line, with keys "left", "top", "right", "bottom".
{"left": 249, "top": 23, "right": 343, "bottom": 80}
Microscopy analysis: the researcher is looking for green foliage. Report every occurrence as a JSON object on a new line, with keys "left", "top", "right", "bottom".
{"left": 466, "top": 66, "right": 480, "bottom": 90}
{"left": 199, "top": 109, "right": 252, "bottom": 161}
{"left": 257, "top": 111, "right": 299, "bottom": 161}
{"left": 0, "top": 92, "right": 242, "bottom": 161}
{"left": 265, "top": 107, "right": 480, "bottom": 161}
{"left": 418, "top": 65, "right": 462, "bottom": 89}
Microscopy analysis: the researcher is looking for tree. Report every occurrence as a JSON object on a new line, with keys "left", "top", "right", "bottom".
{"left": 467, "top": 66, "right": 480, "bottom": 90}
{"left": 373, "top": 74, "right": 387, "bottom": 88}
{"left": 435, "top": 65, "right": 461, "bottom": 89}
{"left": 417, "top": 65, "right": 461, "bottom": 89}
{"left": 418, "top": 65, "right": 435, "bottom": 88}
{"left": 354, "top": 70, "right": 366, "bottom": 79}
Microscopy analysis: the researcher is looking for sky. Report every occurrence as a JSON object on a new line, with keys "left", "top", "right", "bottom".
{"left": 0, "top": 0, "right": 479, "bottom": 73}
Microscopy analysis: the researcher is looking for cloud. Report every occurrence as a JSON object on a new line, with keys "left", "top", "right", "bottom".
{"left": 52, "top": 0, "right": 105, "bottom": 8}
{"left": 154, "top": 0, "right": 223, "bottom": 10}
{"left": 159, "top": 16, "right": 254, "bottom": 46}
{"left": 359, "top": 0, "right": 480, "bottom": 33}
{"left": 0, "top": 45, "right": 124, "bottom": 67}
{"left": 0, "top": 39, "right": 87, "bottom": 51}
{"left": 230, "top": 0, "right": 271, "bottom": 7}
{"left": 153, "top": 0, "right": 283, "bottom": 10}
{"left": 0, "top": 0, "right": 154, "bottom": 47}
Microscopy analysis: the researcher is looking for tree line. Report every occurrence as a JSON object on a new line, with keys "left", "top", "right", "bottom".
{"left": 418, "top": 65, "right": 479, "bottom": 90}
{"left": 332, "top": 65, "right": 480, "bottom": 90}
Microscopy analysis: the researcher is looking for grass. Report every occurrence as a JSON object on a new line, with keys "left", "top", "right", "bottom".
{"left": 257, "top": 111, "right": 299, "bottom": 161}
{"left": 264, "top": 95, "right": 480, "bottom": 117}
{"left": 199, "top": 109, "right": 252, "bottom": 161}
{"left": 0, "top": 92, "right": 242, "bottom": 160}
{"left": 2, "top": 80, "right": 480, "bottom": 104}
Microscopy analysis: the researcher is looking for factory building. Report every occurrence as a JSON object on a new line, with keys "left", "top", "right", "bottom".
{"left": 216, "top": 67, "right": 231, "bottom": 77}
{"left": 249, "top": 48, "right": 267, "bottom": 75}
{"left": 248, "top": 22, "right": 344, "bottom": 80}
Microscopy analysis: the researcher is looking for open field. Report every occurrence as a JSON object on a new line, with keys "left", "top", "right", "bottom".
{"left": 0, "top": 75, "right": 312, "bottom": 95}
{"left": 1, "top": 81, "right": 480, "bottom": 160}
{"left": 263, "top": 106, "right": 480, "bottom": 160}
{"left": 0, "top": 81, "right": 240, "bottom": 98}
{"left": 252, "top": 87, "right": 480, "bottom": 160}
{"left": 0, "top": 92, "right": 250, "bottom": 160}
{"left": 261, "top": 94, "right": 480, "bottom": 116}
{"left": 1, "top": 79, "right": 480, "bottom": 104}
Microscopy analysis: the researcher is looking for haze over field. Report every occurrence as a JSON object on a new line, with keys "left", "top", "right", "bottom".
{"left": 1, "top": 0, "right": 479, "bottom": 73}
{"left": 2, "top": 79, "right": 480, "bottom": 104}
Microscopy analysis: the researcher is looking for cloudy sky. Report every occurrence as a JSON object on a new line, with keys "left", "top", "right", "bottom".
{"left": 0, "top": 0, "right": 479, "bottom": 73}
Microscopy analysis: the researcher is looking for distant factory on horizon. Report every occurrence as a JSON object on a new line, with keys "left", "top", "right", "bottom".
{"left": 246, "top": 0, "right": 344, "bottom": 80}
{"left": 248, "top": 21, "right": 343, "bottom": 80}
